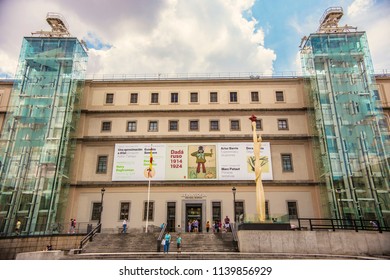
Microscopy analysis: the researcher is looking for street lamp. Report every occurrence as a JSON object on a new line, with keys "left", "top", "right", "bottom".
{"left": 98, "top": 187, "right": 106, "bottom": 232}
{"left": 232, "top": 186, "right": 237, "bottom": 223}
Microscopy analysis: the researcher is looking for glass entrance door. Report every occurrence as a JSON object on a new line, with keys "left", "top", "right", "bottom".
{"left": 186, "top": 204, "right": 202, "bottom": 232}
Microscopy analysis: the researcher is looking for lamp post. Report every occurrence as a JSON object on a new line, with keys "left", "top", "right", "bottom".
{"left": 232, "top": 186, "right": 237, "bottom": 223}
{"left": 98, "top": 187, "right": 106, "bottom": 232}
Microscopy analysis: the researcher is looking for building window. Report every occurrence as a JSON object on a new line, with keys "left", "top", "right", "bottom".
{"left": 234, "top": 201, "right": 244, "bottom": 223}
{"left": 143, "top": 201, "right": 154, "bottom": 221}
{"left": 278, "top": 119, "right": 289, "bottom": 130}
{"left": 91, "top": 202, "right": 102, "bottom": 221}
{"left": 130, "top": 93, "right": 138, "bottom": 104}
{"left": 212, "top": 202, "right": 221, "bottom": 223}
{"left": 119, "top": 202, "right": 130, "bottom": 220}
{"left": 171, "top": 92, "right": 179, "bottom": 103}
{"left": 251, "top": 91, "right": 260, "bottom": 102}
{"left": 148, "top": 121, "right": 158, "bottom": 132}
{"left": 189, "top": 120, "right": 199, "bottom": 131}
{"left": 127, "top": 121, "right": 137, "bottom": 132}
{"left": 151, "top": 92, "right": 159, "bottom": 104}
{"left": 105, "top": 93, "right": 114, "bottom": 104}
{"left": 101, "top": 121, "right": 111, "bottom": 132}
{"left": 230, "top": 91, "right": 238, "bottom": 102}
{"left": 275, "top": 91, "right": 284, "bottom": 102}
{"left": 96, "top": 155, "right": 108, "bottom": 174}
{"left": 230, "top": 120, "right": 240, "bottom": 131}
{"left": 210, "top": 120, "right": 219, "bottom": 131}
{"left": 210, "top": 92, "right": 218, "bottom": 103}
{"left": 190, "top": 92, "right": 198, "bottom": 103}
{"left": 256, "top": 119, "right": 262, "bottom": 130}
{"left": 169, "top": 120, "right": 179, "bottom": 131}
{"left": 281, "top": 154, "right": 293, "bottom": 172}
{"left": 287, "top": 201, "right": 298, "bottom": 219}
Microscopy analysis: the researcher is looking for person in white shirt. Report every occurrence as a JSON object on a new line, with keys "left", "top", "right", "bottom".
{"left": 122, "top": 219, "right": 127, "bottom": 233}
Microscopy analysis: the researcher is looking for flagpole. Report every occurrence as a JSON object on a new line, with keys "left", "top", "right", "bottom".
{"left": 145, "top": 145, "right": 153, "bottom": 233}
{"left": 145, "top": 177, "right": 151, "bottom": 233}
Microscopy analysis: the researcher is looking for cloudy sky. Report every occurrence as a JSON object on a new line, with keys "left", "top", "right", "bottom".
{"left": 0, "top": 0, "right": 389, "bottom": 77}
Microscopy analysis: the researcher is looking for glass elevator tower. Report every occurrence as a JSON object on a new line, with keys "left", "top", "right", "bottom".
{"left": 0, "top": 13, "right": 88, "bottom": 235}
{"left": 300, "top": 7, "right": 390, "bottom": 226}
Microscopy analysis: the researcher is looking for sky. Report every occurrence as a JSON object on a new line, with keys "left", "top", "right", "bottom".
{"left": 0, "top": 0, "right": 389, "bottom": 78}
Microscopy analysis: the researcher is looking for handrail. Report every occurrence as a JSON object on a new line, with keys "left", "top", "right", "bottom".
{"left": 156, "top": 223, "right": 167, "bottom": 252}
{"left": 231, "top": 223, "right": 239, "bottom": 251}
{"left": 79, "top": 223, "right": 101, "bottom": 250}
{"left": 297, "top": 218, "right": 388, "bottom": 233}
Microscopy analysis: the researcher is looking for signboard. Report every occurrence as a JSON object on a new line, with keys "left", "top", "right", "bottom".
{"left": 112, "top": 142, "right": 273, "bottom": 181}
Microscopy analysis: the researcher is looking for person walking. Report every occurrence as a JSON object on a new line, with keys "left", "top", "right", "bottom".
{"left": 122, "top": 219, "right": 127, "bottom": 233}
{"left": 164, "top": 231, "right": 171, "bottom": 254}
{"left": 176, "top": 233, "right": 182, "bottom": 254}
{"left": 206, "top": 221, "right": 210, "bottom": 233}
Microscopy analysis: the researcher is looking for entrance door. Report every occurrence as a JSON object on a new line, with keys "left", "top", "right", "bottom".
{"left": 186, "top": 204, "right": 202, "bottom": 232}
{"left": 167, "top": 202, "right": 176, "bottom": 232}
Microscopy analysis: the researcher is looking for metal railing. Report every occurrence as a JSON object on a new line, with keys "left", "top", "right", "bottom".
{"left": 2, "top": 70, "right": 389, "bottom": 82}
{"left": 156, "top": 223, "right": 167, "bottom": 252}
{"left": 297, "top": 218, "right": 388, "bottom": 233}
{"left": 79, "top": 223, "right": 101, "bottom": 250}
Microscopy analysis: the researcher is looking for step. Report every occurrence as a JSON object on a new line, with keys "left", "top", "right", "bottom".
{"left": 82, "top": 232, "right": 237, "bottom": 254}
{"left": 61, "top": 251, "right": 382, "bottom": 260}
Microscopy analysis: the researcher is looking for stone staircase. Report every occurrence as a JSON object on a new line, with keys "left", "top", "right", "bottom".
{"left": 61, "top": 231, "right": 380, "bottom": 260}
{"left": 81, "top": 231, "right": 236, "bottom": 254}
{"left": 61, "top": 231, "right": 238, "bottom": 259}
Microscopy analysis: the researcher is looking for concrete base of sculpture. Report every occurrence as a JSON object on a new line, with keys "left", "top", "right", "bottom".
{"left": 238, "top": 223, "right": 291, "bottom": 231}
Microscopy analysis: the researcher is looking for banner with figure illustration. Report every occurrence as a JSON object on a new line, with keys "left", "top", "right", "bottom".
{"left": 112, "top": 142, "right": 272, "bottom": 181}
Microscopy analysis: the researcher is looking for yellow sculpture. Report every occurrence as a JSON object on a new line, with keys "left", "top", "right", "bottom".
{"left": 249, "top": 115, "right": 266, "bottom": 222}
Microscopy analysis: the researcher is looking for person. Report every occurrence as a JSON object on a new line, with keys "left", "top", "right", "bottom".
{"left": 370, "top": 220, "right": 378, "bottom": 230}
{"left": 161, "top": 237, "right": 166, "bottom": 251}
{"left": 15, "top": 219, "right": 21, "bottom": 235}
{"left": 193, "top": 219, "right": 199, "bottom": 232}
{"left": 224, "top": 216, "right": 230, "bottom": 232}
{"left": 69, "top": 219, "right": 75, "bottom": 234}
{"left": 206, "top": 221, "right": 210, "bottom": 233}
{"left": 176, "top": 233, "right": 182, "bottom": 254}
{"left": 46, "top": 244, "right": 52, "bottom": 251}
{"left": 164, "top": 231, "right": 171, "bottom": 254}
{"left": 122, "top": 219, "right": 127, "bottom": 233}
{"left": 188, "top": 221, "right": 192, "bottom": 233}
{"left": 214, "top": 220, "right": 219, "bottom": 233}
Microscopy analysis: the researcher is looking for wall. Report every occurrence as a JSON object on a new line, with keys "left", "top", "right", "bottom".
{"left": 238, "top": 230, "right": 390, "bottom": 256}
{"left": 0, "top": 235, "right": 84, "bottom": 260}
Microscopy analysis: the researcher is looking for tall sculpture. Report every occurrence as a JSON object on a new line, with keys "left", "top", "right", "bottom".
{"left": 249, "top": 115, "right": 266, "bottom": 222}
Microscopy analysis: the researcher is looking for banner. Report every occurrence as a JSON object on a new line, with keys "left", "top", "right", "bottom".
{"left": 112, "top": 142, "right": 273, "bottom": 181}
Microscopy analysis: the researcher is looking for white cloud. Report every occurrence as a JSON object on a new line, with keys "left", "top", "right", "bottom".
{"left": 347, "top": 0, "right": 375, "bottom": 17}
{"left": 0, "top": 0, "right": 276, "bottom": 76}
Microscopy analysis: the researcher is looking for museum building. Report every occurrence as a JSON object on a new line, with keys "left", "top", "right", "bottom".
{"left": 0, "top": 8, "right": 389, "bottom": 235}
